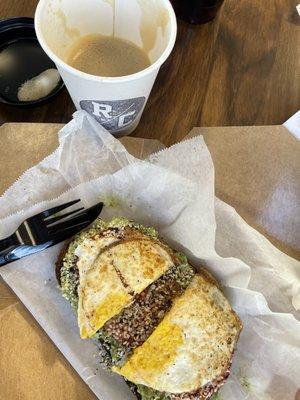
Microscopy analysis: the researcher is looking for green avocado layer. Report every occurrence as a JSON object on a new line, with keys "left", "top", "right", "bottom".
{"left": 135, "top": 384, "right": 170, "bottom": 400}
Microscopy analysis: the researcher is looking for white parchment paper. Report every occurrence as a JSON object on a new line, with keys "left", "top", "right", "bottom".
{"left": 0, "top": 111, "right": 299, "bottom": 400}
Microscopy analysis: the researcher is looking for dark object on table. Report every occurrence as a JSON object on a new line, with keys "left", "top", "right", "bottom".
{"left": 0, "top": 199, "right": 103, "bottom": 266}
{"left": 171, "top": 0, "right": 224, "bottom": 24}
{"left": 0, "top": 17, "right": 64, "bottom": 106}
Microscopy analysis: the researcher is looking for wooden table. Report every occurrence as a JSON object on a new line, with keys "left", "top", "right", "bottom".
{"left": 0, "top": 1, "right": 299, "bottom": 400}
{"left": 0, "top": 0, "right": 299, "bottom": 145}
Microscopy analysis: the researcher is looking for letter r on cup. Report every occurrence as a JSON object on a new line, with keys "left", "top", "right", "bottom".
{"left": 92, "top": 102, "right": 112, "bottom": 120}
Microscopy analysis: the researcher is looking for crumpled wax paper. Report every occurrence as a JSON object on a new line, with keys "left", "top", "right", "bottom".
{"left": 0, "top": 111, "right": 299, "bottom": 400}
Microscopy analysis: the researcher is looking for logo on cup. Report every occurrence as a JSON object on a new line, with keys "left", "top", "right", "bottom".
{"left": 80, "top": 97, "right": 146, "bottom": 131}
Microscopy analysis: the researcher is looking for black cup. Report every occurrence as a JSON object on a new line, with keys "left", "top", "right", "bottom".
{"left": 171, "top": 0, "right": 225, "bottom": 24}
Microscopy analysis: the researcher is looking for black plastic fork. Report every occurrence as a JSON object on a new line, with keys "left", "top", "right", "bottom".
{"left": 0, "top": 199, "right": 103, "bottom": 266}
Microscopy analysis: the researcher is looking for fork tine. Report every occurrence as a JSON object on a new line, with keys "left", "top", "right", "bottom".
{"left": 49, "top": 221, "right": 93, "bottom": 243}
{"left": 45, "top": 207, "right": 84, "bottom": 226}
{"left": 50, "top": 220, "right": 92, "bottom": 238}
{"left": 62, "top": 202, "right": 103, "bottom": 223}
{"left": 85, "top": 202, "right": 104, "bottom": 219}
{"left": 47, "top": 202, "right": 103, "bottom": 235}
{"left": 42, "top": 199, "right": 81, "bottom": 218}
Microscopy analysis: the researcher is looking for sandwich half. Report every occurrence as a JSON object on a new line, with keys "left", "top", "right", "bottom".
{"left": 56, "top": 217, "right": 242, "bottom": 400}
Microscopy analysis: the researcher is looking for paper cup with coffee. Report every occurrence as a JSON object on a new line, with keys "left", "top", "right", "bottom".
{"left": 35, "top": 0, "right": 177, "bottom": 136}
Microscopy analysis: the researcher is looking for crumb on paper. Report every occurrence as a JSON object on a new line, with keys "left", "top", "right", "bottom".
{"left": 240, "top": 375, "right": 251, "bottom": 392}
{"left": 237, "top": 368, "right": 252, "bottom": 393}
{"left": 17, "top": 68, "right": 60, "bottom": 102}
{"left": 99, "top": 193, "right": 122, "bottom": 208}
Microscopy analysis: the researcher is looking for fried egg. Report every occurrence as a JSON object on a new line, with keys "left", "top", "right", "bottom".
{"left": 114, "top": 273, "right": 242, "bottom": 393}
{"left": 76, "top": 234, "right": 174, "bottom": 338}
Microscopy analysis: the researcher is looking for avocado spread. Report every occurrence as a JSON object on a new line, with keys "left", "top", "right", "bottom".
{"left": 135, "top": 384, "right": 169, "bottom": 400}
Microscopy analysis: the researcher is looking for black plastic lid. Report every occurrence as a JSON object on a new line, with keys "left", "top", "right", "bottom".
{"left": 0, "top": 17, "right": 64, "bottom": 106}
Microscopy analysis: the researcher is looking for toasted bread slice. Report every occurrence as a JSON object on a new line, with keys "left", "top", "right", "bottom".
{"left": 56, "top": 217, "right": 242, "bottom": 400}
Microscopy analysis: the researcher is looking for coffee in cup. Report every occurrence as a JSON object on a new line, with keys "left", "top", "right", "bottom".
{"left": 66, "top": 34, "right": 151, "bottom": 77}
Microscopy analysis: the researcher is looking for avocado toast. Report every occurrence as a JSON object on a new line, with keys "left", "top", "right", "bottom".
{"left": 56, "top": 217, "right": 242, "bottom": 400}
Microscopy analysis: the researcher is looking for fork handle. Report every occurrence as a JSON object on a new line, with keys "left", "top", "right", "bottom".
{"left": 0, "top": 250, "right": 10, "bottom": 266}
{"left": 0, "top": 236, "right": 16, "bottom": 252}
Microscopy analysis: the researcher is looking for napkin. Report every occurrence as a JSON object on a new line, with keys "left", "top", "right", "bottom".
{"left": 284, "top": 110, "right": 300, "bottom": 140}
{"left": 0, "top": 111, "right": 299, "bottom": 400}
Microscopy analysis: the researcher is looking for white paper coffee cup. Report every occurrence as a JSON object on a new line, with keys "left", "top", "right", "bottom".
{"left": 35, "top": 0, "right": 177, "bottom": 136}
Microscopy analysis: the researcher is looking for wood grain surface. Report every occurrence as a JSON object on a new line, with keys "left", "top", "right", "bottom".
{"left": 0, "top": 0, "right": 299, "bottom": 399}
{"left": 0, "top": 0, "right": 299, "bottom": 145}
